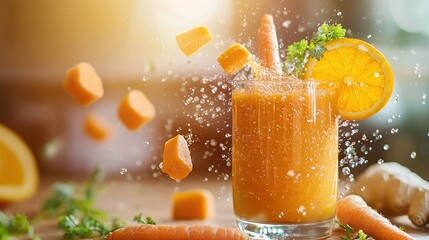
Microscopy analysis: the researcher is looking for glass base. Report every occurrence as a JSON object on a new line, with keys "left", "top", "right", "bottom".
{"left": 236, "top": 218, "right": 334, "bottom": 240}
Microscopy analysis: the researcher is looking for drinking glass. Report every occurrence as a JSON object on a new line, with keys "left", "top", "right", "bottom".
{"left": 232, "top": 76, "right": 339, "bottom": 239}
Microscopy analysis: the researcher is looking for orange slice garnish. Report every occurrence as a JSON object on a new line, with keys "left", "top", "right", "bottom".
{"left": 302, "top": 38, "right": 394, "bottom": 120}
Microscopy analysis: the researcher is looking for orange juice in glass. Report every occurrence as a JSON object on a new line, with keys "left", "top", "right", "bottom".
{"left": 232, "top": 76, "right": 338, "bottom": 239}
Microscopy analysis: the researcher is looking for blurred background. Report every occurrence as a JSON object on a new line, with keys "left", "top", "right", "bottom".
{"left": 0, "top": 0, "right": 428, "bottom": 180}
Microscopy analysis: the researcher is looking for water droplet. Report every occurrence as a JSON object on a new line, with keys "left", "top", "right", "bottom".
{"left": 143, "top": 141, "right": 150, "bottom": 147}
{"left": 387, "top": 118, "right": 393, "bottom": 123}
{"left": 337, "top": 11, "right": 342, "bottom": 16}
{"left": 282, "top": 20, "right": 292, "bottom": 28}
{"left": 390, "top": 128, "right": 399, "bottom": 134}
{"left": 383, "top": 144, "right": 390, "bottom": 150}
{"left": 410, "top": 152, "right": 417, "bottom": 159}
{"left": 278, "top": 212, "right": 285, "bottom": 218}
{"left": 360, "top": 186, "right": 366, "bottom": 191}
{"left": 158, "top": 162, "right": 163, "bottom": 169}
{"left": 394, "top": 94, "right": 399, "bottom": 103}
{"left": 297, "top": 205, "right": 307, "bottom": 216}
{"left": 422, "top": 94, "right": 427, "bottom": 104}
{"left": 374, "top": 72, "right": 380, "bottom": 77}
{"left": 414, "top": 63, "right": 421, "bottom": 78}
{"left": 367, "top": 34, "right": 372, "bottom": 39}
{"left": 287, "top": 170, "right": 295, "bottom": 177}
{"left": 342, "top": 167, "right": 351, "bottom": 175}
{"left": 120, "top": 168, "right": 128, "bottom": 175}
{"left": 378, "top": 159, "right": 384, "bottom": 164}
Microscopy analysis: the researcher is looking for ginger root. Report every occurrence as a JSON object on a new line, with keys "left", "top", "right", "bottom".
{"left": 351, "top": 162, "right": 429, "bottom": 226}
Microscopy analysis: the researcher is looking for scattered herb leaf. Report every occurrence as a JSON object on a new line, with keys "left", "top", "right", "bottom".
{"left": 133, "top": 214, "right": 157, "bottom": 225}
{"left": 0, "top": 211, "right": 40, "bottom": 240}
{"left": 338, "top": 221, "right": 369, "bottom": 240}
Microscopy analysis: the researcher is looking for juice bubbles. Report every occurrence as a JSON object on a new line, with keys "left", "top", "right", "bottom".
{"left": 232, "top": 78, "right": 338, "bottom": 238}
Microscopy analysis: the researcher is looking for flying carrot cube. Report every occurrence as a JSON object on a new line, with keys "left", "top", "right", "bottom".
{"left": 176, "top": 26, "right": 213, "bottom": 56}
{"left": 162, "top": 135, "right": 192, "bottom": 180}
{"left": 217, "top": 43, "right": 253, "bottom": 74}
{"left": 172, "top": 189, "right": 215, "bottom": 220}
{"left": 83, "top": 112, "right": 112, "bottom": 141}
{"left": 117, "top": 90, "right": 155, "bottom": 130}
{"left": 63, "top": 62, "right": 104, "bottom": 107}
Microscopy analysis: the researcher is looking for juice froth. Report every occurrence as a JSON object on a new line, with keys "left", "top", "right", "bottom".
{"left": 232, "top": 80, "right": 338, "bottom": 223}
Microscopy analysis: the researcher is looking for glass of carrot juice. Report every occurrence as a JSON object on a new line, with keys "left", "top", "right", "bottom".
{"left": 232, "top": 75, "right": 339, "bottom": 239}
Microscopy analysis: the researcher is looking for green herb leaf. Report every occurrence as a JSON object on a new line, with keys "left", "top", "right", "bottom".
{"left": 357, "top": 229, "right": 368, "bottom": 240}
{"left": 0, "top": 211, "right": 39, "bottom": 240}
{"left": 284, "top": 23, "right": 346, "bottom": 76}
{"left": 133, "top": 214, "right": 157, "bottom": 225}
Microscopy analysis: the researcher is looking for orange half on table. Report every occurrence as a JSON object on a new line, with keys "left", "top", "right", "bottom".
{"left": 0, "top": 124, "right": 39, "bottom": 205}
{"left": 302, "top": 38, "right": 394, "bottom": 120}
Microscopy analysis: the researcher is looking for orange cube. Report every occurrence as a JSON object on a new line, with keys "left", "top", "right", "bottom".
{"left": 172, "top": 189, "right": 215, "bottom": 220}
{"left": 63, "top": 62, "right": 104, "bottom": 107}
{"left": 117, "top": 90, "right": 155, "bottom": 130}
{"left": 176, "top": 26, "right": 213, "bottom": 56}
{"left": 217, "top": 43, "right": 253, "bottom": 74}
{"left": 162, "top": 135, "right": 192, "bottom": 180}
{"left": 83, "top": 112, "right": 112, "bottom": 141}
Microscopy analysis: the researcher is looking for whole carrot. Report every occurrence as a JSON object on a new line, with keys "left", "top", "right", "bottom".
{"left": 257, "top": 14, "right": 282, "bottom": 75}
{"left": 337, "top": 195, "right": 415, "bottom": 240}
{"left": 107, "top": 224, "right": 248, "bottom": 240}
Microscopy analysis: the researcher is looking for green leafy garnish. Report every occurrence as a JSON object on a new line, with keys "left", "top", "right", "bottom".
{"left": 0, "top": 212, "right": 39, "bottom": 240}
{"left": 338, "top": 221, "right": 368, "bottom": 240}
{"left": 284, "top": 23, "right": 346, "bottom": 76}
{"left": 133, "top": 214, "right": 157, "bottom": 225}
{"left": 2, "top": 166, "right": 156, "bottom": 239}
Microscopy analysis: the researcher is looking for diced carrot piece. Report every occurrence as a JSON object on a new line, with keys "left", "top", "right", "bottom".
{"left": 83, "top": 112, "right": 112, "bottom": 141}
{"left": 172, "top": 189, "right": 215, "bottom": 220}
{"left": 162, "top": 135, "right": 192, "bottom": 180}
{"left": 63, "top": 62, "right": 104, "bottom": 107}
{"left": 176, "top": 26, "right": 213, "bottom": 56}
{"left": 117, "top": 90, "right": 155, "bottom": 131}
{"left": 217, "top": 43, "right": 253, "bottom": 74}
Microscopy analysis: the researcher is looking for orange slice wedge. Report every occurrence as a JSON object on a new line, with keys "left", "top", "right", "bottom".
{"left": 302, "top": 38, "right": 394, "bottom": 120}
{"left": 0, "top": 124, "right": 39, "bottom": 205}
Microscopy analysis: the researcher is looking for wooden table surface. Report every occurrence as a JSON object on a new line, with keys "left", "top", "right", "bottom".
{"left": 5, "top": 176, "right": 429, "bottom": 239}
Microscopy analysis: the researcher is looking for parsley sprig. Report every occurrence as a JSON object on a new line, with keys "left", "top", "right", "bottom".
{"left": 0, "top": 212, "right": 40, "bottom": 240}
{"left": 338, "top": 221, "right": 368, "bottom": 240}
{"left": 34, "top": 166, "right": 155, "bottom": 239}
{"left": 284, "top": 23, "right": 346, "bottom": 76}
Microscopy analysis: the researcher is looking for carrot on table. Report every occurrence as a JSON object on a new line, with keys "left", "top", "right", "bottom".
{"left": 117, "top": 89, "right": 155, "bottom": 131}
{"left": 107, "top": 225, "right": 248, "bottom": 240}
{"left": 337, "top": 194, "right": 415, "bottom": 240}
{"left": 257, "top": 14, "right": 282, "bottom": 75}
{"left": 63, "top": 62, "right": 104, "bottom": 107}
{"left": 161, "top": 135, "right": 192, "bottom": 180}
{"left": 83, "top": 112, "right": 112, "bottom": 141}
{"left": 172, "top": 188, "right": 215, "bottom": 220}
{"left": 176, "top": 26, "right": 213, "bottom": 56}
